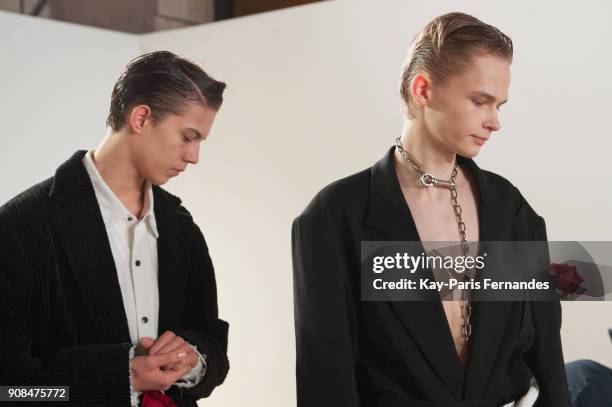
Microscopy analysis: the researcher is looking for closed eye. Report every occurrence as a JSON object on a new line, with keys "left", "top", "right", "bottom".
{"left": 472, "top": 99, "right": 484, "bottom": 106}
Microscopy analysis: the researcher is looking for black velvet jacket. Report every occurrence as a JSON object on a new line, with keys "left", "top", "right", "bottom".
{"left": 292, "top": 147, "right": 570, "bottom": 407}
{"left": 0, "top": 150, "right": 229, "bottom": 406}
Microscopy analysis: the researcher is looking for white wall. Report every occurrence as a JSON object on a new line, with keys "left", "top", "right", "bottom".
{"left": 139, "top": 2, "right": 612, "bottom": 404}
{"left": 1, "top": 1, "right": 611, "bottom": 406}
{"left": 0, "top": 11, "right": 139, "bottom": 203}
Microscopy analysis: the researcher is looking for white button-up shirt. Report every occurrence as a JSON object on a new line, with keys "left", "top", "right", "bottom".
{"left": 83, "top": 150, "right": 160, "bottom": 343}
{"left": 82, "top": 150, "right": 205, "bottom": 404}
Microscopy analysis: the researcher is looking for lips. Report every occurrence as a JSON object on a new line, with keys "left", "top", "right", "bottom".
{"left": 471, "top": 135, "right": 489, "bottom": 145}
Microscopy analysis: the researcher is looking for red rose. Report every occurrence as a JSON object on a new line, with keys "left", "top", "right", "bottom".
{"left": 142, "top": 391, "right": 177, "bottom": 407}
{"left": 550, "top": 263, "right": 583, "bottom": 295}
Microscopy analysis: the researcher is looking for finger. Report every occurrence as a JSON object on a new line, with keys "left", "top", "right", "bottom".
{"left": 149, "top": 331, "right": 176, "bottom": 355}
{"left": 165, "top": 361, "right": 194, "bottom": 382}
{"left": 175, "top": 353, "right": 198, "bottom": 371}
{"left": 155, "top": 336, "right": 185, "bottom": 356}
{"left": 160, "top": 345, "right": 192, "bottom": 370}
{"left": 139, "top": 337, "right": 155, "bottom": 349}
{"left": 165, "top": 348, "right": 199, "bottom": 372}
{"left": 188, "top": 349, "right": 199, "bottom": 368}
{"left": 145, "top": 350, "right": 186, "bottom": 370}
{"left": 165, "top": 350, "right": 196, "bottom": 371}
{"left": 152, "top": 362, "right": 194, "bottom": 390}
{"left": 183, "top": 348, "right": 199, "bottom": 368}
{"left": 163, "top": 359, "right": 186, "bottom": 372}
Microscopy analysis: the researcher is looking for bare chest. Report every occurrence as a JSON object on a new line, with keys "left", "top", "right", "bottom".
{"left": 399, "top": 169, "right": 481, "bottom": 365}
{"left": 401, "top": 180, "right": 480, "bottom": 243}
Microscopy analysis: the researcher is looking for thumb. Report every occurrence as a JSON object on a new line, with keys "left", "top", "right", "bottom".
{"left": 140, "top": 337, "right": 155, "bottom": 349}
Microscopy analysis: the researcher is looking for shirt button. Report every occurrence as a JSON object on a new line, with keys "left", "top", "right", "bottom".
{"left": 135, "top": 260, "right": 141, "bottom": 267}
{"left": 127, "top": 216, "right": 133, "bottom": 222}
{"left": 141, "top": 316, "right": 148, "bottom": 324}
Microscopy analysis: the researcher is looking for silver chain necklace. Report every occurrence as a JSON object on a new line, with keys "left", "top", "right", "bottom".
{"left": 395, "top": 137, "right": 474, "bottom": 344}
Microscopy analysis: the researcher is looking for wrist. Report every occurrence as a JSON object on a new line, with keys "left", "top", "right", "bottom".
{"left": 129, "top": 345, "right": 142, "bottom": 403}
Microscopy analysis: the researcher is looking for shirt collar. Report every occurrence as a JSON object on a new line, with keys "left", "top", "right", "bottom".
{"left": 82, "top": 150, "right": 159, "bottom": 238}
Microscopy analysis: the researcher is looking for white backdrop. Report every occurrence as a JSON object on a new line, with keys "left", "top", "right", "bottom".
{"left": 0, "top": 11, "right": 138, "bottom": 198}
{"left": 1, "top": 1, "right": 611, "bottom": 406}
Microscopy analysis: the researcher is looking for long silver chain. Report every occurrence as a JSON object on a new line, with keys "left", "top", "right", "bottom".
{"left": 395, "top": 137, "right": 474, "bottom": 343}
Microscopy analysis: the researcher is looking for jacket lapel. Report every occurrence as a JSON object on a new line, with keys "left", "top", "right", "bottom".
{"left": 364, "top": 147, "right": 517, "bottom": 401}
{"left": 48, "top": 150, "right": 131, "bottom": 343}
{"left": 153, "top": 186, "right": 186, "bottom": 336}
{"left": 460, "top": 157, "right": 516, "bottom": 400}
{"left": 49, "top": 151, "right": 189, "bottom": 342}
{"left": 364, "top": 147, "right": 464, "bottom": 399}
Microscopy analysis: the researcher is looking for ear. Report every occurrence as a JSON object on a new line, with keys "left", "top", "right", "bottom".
{"left": 127, "top": 105, "right": 153, "bottom": 134}
{"left": 411, "top": 72, "right": 432, "bottom": 112}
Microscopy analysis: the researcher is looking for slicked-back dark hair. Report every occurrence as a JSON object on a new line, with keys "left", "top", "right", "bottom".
{"left": 106, "top": 51, "right": 226, "bottom": 131}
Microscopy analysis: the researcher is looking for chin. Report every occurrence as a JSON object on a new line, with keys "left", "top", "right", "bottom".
{"left": 146, "top": 174, "right": 167, "bottom": 186}
{"left": 456, "top": 145, "right": 481, "bottom": 159}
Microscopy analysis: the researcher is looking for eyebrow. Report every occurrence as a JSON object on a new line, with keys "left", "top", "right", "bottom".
{"left": 473, "top": 91, "right": 508, "bottom": 107}
{"left": 186, "top": 128, "right": 204, "bottom": 140}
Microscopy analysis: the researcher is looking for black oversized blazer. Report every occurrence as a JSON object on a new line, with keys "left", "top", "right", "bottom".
{"left": 292, "top": 147, "right": 570, "bottom": 407}
{"left": 0, "top": 150, "right": 229, "bottom": 406}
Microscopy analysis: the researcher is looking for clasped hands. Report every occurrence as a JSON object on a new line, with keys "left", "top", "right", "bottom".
{"left": 131, "top": 330, "right": 199, "bottom": 392}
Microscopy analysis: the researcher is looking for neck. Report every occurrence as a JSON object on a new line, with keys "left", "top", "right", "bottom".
{"left": 91, "top": 129, "right": 146, "bottom": 202}
{"left": 395, "top": 119, "right": 457, "bottom": 183}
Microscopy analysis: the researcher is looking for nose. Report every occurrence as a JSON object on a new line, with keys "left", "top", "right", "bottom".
{"left": 485, "top": 109, "right": 501, "bottom": 132}
{"left": 184, "top": 143, "right": 200, "bottom": 165}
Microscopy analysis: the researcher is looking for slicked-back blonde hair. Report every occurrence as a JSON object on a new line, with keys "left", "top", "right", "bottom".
{"left": 400, "top": 12, "right": 513, "bottom": 118}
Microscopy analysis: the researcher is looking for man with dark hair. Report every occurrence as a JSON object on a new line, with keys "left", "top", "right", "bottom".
{"left": 0, "top": 51, "right": 229, "bottom": 406}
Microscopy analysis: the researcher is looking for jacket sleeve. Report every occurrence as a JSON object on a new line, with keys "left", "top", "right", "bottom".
{"left": 292, "top": 202, "right": 359, "bottom": 407}
{"left": 171, "top": 222, "right": 229, "bottom": 402}
{"left": 520, "top": 203, "right": 571, "bottom": 407}
{"left": 0, "top": 217, "right": 133, "bottom": 405}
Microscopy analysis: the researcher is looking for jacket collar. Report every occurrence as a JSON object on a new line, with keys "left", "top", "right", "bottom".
{"left": 48, "top": 150, "right": 183, "bottom": 343}
{"left": 363, "top": 146, "right": 516, "bottom": 401}
{"left": 364, "top": 146, "right": 514, "bottom": 241}
{"left": 49, "top": 150, "right": 182, "bottom": 211}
